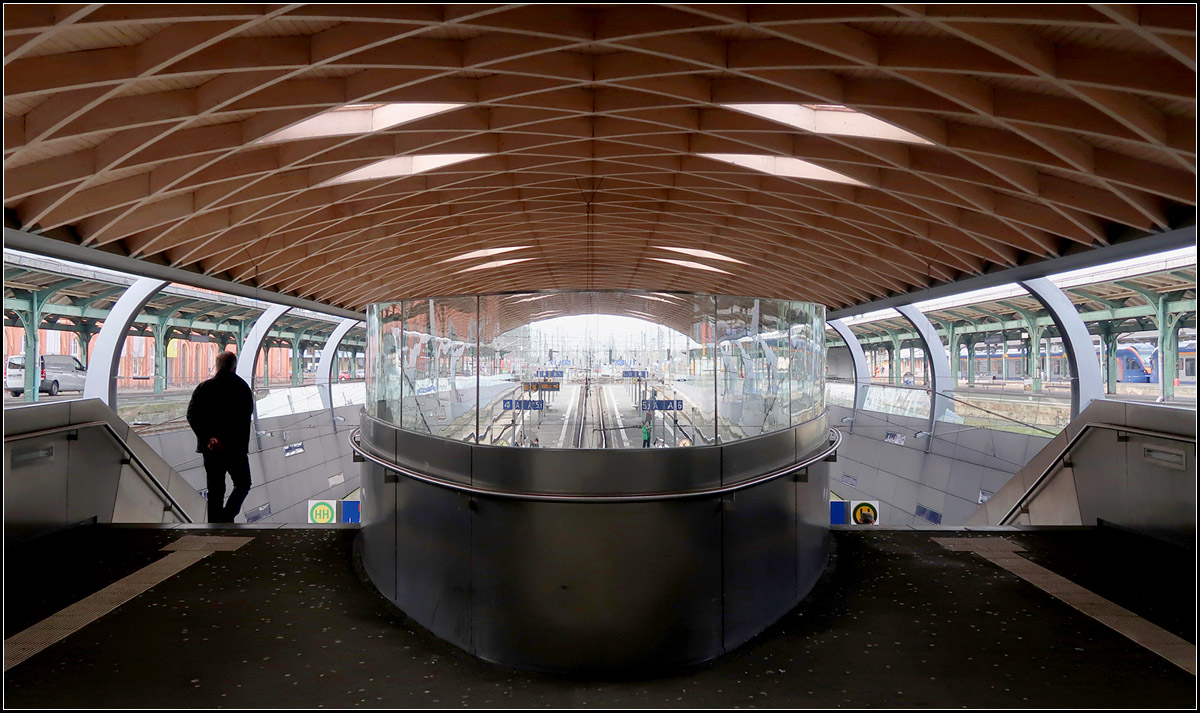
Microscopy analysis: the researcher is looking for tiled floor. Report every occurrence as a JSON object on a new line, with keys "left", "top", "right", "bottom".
{"left": 4, "top": 525, "right": 1195, "bottom": 708}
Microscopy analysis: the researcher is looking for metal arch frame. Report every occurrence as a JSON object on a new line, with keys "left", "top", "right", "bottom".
{"left": 828, "top": 319, "right": 870, "bottom": 422}
{"left": 315, "top": 318, "right": 362, "bottom": 410}
{"left": 895, "top": 304, "right": 955, "bottom": 451}
{"left": 83, "top": 277, "right": 168, "bottom": 406}
{"left": 235, "top": 303, "right": 292, "bottom": 390}
{"left": 1018, "top": 277, "right": 1104, "bottom": 418}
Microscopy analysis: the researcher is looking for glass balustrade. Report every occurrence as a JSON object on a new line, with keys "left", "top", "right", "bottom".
{"left": 366, "top": 292, "right": 827, "bottom": 448}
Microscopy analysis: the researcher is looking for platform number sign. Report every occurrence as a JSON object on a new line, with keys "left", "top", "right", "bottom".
{"left": 851, "top": 501, "right": 879, "bottom": 525}
{"left": 308, "top": 500, "right": 337, "bottom": 524}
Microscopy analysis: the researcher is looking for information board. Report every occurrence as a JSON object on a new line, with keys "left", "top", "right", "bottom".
{"left": 503, "top": 399, "right": 544, "bottom": 410}
{"left": 641, "top": 399, "right": 684, "bottom": 411}
{"left": 523, "top": 381, "right": 560, "bottom": 392}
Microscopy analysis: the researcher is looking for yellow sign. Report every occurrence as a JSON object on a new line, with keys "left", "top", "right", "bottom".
{"left": 308, "top": 500, "right": 336, "bottom": 524}
{"left": 167, "top": 339, "right": 179, "bottom": 358}
{"left": 852, "top": 501, "right": 879, "bottom": 525}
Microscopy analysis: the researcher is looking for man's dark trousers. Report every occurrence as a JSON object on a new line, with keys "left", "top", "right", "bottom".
{"left": 204, "top": 451, "right": 251, "bottom": 523}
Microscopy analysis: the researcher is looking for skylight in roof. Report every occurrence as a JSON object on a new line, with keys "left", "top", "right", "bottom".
{"left": 632, "top": 294, "right": 676, "bottom": 304}
{"left": 649, "top": 257, "right": 733, "bottom": 275}
{"left": 317, "top": 154, "right": 488, "bottom": 187}
{"left": 700, "top": 153, "right": 866, "bottom": 186}
{"left": 440, "top": 246, "right": 531, "bottom": 264}
{"left": 452, "top": 257, "right": 535, "bottom": 274}
{"left": 254, "top": 103, "right": 465, "bottom": 144}
{"left": 655, "top": 246, "right": 747, "bottom": 264}
{"left": 722, "top": 103, "right": 933, "bottom": 145}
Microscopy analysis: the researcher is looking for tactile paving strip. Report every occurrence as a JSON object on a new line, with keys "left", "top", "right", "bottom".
{"left": 4, "top": 536, "right": 252, "bottom": 672}
{"left": 933, "top": 537, "right": 1195, "bottom": 675}
{"left": 161, "top": 535, "right": 254, "bottom": 552}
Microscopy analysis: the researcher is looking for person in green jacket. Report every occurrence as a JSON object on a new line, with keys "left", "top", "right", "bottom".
{"left": 642, "top": 421, "right": 651, "bottom": 448}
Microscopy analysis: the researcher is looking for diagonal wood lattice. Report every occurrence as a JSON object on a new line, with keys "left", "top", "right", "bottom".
{"left": 4, "top": 5, "right": 1195, "bottom": 315}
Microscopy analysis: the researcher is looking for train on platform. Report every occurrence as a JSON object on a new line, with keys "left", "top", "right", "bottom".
{"left": 949, "top": 341, "right": 1196, "bottom": 386}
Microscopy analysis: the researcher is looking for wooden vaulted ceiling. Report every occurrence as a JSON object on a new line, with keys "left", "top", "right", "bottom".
{"left": 4, "top": 4, "right": 1196, "bottom": 318}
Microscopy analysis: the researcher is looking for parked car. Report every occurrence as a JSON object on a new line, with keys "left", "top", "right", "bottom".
{"left": 6, "top": 355, "right": 88, "bottom": 397}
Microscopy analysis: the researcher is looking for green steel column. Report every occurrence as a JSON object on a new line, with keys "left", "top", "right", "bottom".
{"left": 1100, "top": 326, "right": 1119, "bottom": 394}
{"left": 945, "top": 323, "right": 958, "bottom": 387}
{"left": 888, "top": 334, "right": 902, "bottom": 385}
{"left": 1000, "top": 331, "right": 1009, "bottom": 381}
{"left": 16, "top": 287, "right": 61, "bottom": 402}
{"left": 18, "top": 311, "right": 40, "bottom": 402}
{"left": 1030, "top": 325, "right": 1044, "bottom": 391}
{"left": 76, "top": 320, "right": 97, "bottom": 367}
{"left": 152, "top": 323, "right": 169, "bottom": 394}
{"left": 964, "top": 337, "right": 976, "bottom": 386}
{"left": 261, "top": 343, "right": 271, "bottom": 388}
{"left": 1162, "top": 308, "right": 1181, "bottom": 402}
{"left": 291, "top": 338, "right": 304, "bottom": 386}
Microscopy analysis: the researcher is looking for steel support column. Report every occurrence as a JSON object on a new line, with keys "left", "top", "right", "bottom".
{"left": 316, "top": 319, "right": 360, "bottom": 410}
{"left": 1018, "top": 277, "right": 1104, "bottom": 418}
{"left": 895, "top": 304, "right": 954, "bottom": 449}
{"left": 236, "top": 304, "right": 291, "bottom": 391}
{"left": 83, "top": 278, "right": 169, "bottom": 407}
{"left": 828, "top": 319, "right": 870, "bottom": 418}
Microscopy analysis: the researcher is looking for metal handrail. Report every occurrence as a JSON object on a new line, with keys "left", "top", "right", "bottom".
{"left": 349, "top": 426, "right": 841, "bottom": 503}
{"left": 999, "top": 422, "right": 1196, "bottom": 526}
{"left": 934, "top": 390, "right": 1059, "bottom": 436}
{"left": 829, "top": 376, "right": 1065, "bottom": 437}
{"left": 5, "top": 420, "right": 194, "bottom": 523}
{"left": 575, "top": 381, "right": 588, "bottom": 449}
{"left": 596, "top": 385, "right": 608, "bottom": 449}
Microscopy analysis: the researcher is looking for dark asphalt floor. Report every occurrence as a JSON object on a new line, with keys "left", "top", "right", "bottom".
{"left": 4, "top": 524, "right": 1195, "bottom": 708}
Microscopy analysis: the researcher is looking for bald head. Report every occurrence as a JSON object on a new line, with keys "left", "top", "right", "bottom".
{"left": 215, "top": 351, "right": 237, "bottom": 374}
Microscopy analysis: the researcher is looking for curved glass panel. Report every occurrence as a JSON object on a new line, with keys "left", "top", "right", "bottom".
{"left": 366, "top": 292, "right": 826, "bottom": 448}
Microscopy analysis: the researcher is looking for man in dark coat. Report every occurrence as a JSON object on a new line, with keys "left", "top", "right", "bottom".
{"left": 187, "top": 351, "right": 255, "bottom": 523}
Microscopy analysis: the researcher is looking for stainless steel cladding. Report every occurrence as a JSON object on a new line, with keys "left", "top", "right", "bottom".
{"left": 356, "top": 411, "right": 835, "bottom": 673}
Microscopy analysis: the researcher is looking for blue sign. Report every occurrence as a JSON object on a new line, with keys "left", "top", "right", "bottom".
{"left": 341, "top": 500, "right": 361, "bottom": 524}
{"left": 536, "top": 370, "right": 564, "bottom": 378}
{"left": 641, "top": 399, "right": 683, "bottom": 411}
{"left": 623, "top": 370, "right": 648, "bottom": 378}
{"left": 503, "top": 399, "right": 544, "bottom": 411}
{"left": 615, "top": 359, "right": 625, "bottom": 365}
{"left": 560, "top": 360, "right": 570, "bottom": 366}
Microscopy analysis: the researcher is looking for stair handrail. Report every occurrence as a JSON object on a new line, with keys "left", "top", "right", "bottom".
{"left": 998, "top": 422, "right": 1195, "bottom": 526}
{"left": 5, "top": 420, "right": 194, "bottom": 523}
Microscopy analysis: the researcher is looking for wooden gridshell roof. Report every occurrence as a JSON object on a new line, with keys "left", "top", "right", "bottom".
{"left": 3, "top": 4, "right": 1197, "bottom": 320}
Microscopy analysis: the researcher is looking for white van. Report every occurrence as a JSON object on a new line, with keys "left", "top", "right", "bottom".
{"left": 6, "top": 355, "right": 88, "bottom": 397}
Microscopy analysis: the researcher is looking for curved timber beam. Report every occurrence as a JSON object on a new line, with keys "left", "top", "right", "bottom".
{"left": 83, "top": 277, "right": 169, "bottom": 406}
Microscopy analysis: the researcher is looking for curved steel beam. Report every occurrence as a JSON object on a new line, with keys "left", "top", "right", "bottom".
{"left": 828, "top": 319, "right": 870, "bottom": 414}
{"left": 235, "top": 303, "right": 291, "bottom": 390}
{"left": 315, "top": 318, "right": 361, "bottom": 410}
{"left": 1018, "top": 277, "right": 1104, "bottom": 418}
{"left": 83, "top": 277, "right": 168, "bottom": 406}
{"left": 895, "top": 304, "right": 955, "bottom": 444}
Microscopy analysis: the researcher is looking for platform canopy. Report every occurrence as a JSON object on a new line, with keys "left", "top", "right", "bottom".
{"left": 4, "top": 5, "right": 1196, "bottom": 315}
